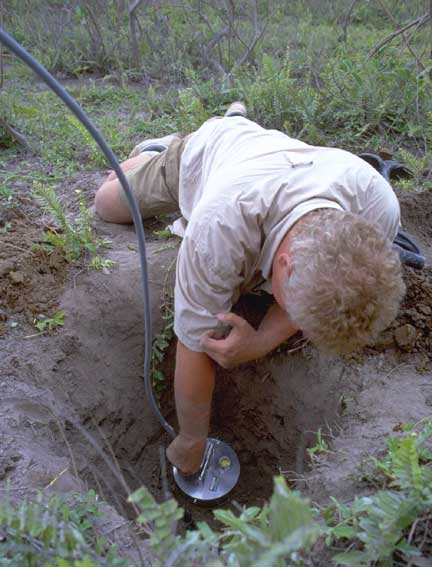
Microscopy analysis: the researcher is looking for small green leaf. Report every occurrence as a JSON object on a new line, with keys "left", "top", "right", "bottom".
{"left": 331, "top": 524, "right": 357, "bottom": 539}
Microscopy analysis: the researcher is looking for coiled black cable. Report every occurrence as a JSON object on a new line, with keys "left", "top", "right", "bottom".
{"left": 0, "top": 28, "right": 175, "bottom": 439}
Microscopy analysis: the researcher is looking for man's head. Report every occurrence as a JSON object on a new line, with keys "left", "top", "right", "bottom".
{"left": 272, "top": 209, "right": 405, "bottom": 354}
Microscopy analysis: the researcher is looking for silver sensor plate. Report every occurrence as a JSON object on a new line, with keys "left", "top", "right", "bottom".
{"left": 173, "top": 438, "right": 240, "bottom": 502}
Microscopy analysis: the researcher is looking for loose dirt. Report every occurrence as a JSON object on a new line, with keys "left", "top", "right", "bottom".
{"left": 0, "top": 217, "right": 68, "bottom": 327}
{"left": 1, "top": 174, "right": 432, "bottom": 559}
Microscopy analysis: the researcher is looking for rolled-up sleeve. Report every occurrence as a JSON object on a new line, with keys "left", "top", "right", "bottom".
{"left": 174, "top": 231, "right": 241, "bottom": 352}
{"left": 363, "top": 176, "right": 401, "bottom": 241}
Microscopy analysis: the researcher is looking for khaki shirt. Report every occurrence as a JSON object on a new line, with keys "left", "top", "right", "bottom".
{"left": 173, "top": 117, "right": 400, "bottom": 352}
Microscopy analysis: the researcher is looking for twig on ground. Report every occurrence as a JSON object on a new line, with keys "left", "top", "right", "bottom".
{"left": 44, "top": 466, "right": 70, "bottom": 489}
{"left": 22, "top": 331, "right": 45, "bottom": 339}
{"left": 0, "top": 116, "right": 33, "bottom": 152}
{"left": 52, "top": 413, "right": 80, "bottom": 482}
{"left": 2, "top": 241, "right": 35, "bottom": 255}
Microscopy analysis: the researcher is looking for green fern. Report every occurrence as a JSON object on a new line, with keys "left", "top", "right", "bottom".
{"left": 175, "top": 89, "right": 210, "bottom": 132}
{"left": 66, "top": 115, "right": 103, "bottom": 166}
{"left": 390, "top": 435, "right": 424, "bottom": 492}
{"left": 425, "top": 111, "right": 432, "bottom": 150}
{"left": 237, "top": 51, "right": 295, "bottom": 130}
{"left": 330, "top": 421, "right": 432, "bottom": 565}
{"left": 32, "top": 183, "right": 110, "bottom": 265}
{"left": 397, "top": 148, "right": 427, "bottom": 179}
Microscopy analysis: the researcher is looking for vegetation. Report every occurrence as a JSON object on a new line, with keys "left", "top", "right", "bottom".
{"left": 130, "top": 421, "right": 432, "bottom": 566}
{"left": 1, "top": 1, "right": 432, "bottom": 172}
{"left": 0, "top": 490, "right": 127, "bottom": 566}
{"left": 32, "top": 183, "right": 112, "bottom": 266}
{"left": 5, "top": 422, "right": 428, "bottom": 566}
{"left": 33, "top": 310, "right": 65, "bottom": 334}
{"left": 151, "top": 300, "right": 174, "bottom": 396}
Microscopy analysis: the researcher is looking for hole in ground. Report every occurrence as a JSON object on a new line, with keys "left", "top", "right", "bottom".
{"left": 74, "top": 344, "right": 348, "bottom": 523}
{"left": 54, "top": 250, "right": 352, "bottom": 522}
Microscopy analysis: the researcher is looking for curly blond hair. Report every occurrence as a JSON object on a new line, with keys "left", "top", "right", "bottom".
{"left": 283, "top": 209, "right": 405, "bottom": 354}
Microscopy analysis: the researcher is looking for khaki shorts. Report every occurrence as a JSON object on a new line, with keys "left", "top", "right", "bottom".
{"left": 120, "top": 135, "right": 190, "bottom": 219}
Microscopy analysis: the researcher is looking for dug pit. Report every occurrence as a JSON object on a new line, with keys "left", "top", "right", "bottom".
{"left": 0, "top": 217, "right": 353, "bottom": 517}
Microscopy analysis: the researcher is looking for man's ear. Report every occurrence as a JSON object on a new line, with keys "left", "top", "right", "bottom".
{"left": 277, "top": 252, "right": 293, "bottom": 277}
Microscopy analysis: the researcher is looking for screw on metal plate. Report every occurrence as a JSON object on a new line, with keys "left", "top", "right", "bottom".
{"left": 172, "top": 438, "right": 240, "bottom": 503}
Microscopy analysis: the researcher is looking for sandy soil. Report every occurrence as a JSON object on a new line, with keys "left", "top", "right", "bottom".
{"left": 1, "top": 169, "right": 432, "bottom": 561}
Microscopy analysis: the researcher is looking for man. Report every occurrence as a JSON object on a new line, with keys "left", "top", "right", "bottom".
{"left": 95, "top": 102, "right": 405, "bottom": 475}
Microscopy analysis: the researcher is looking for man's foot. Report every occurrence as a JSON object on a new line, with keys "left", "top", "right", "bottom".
{"left": 225, "top": 101, "right": 247, "bottom": 118}
{"left": 129, "top": 133, "right": 180, "bottom": 159}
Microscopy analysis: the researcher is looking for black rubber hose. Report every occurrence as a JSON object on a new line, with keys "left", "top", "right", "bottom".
{"left": 0, "top": 28, "right": 175, "bottom": 439}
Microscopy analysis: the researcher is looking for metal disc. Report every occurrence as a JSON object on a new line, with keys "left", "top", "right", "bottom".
{"left": 173, "top": 438, "right": 240, "bottom": 502}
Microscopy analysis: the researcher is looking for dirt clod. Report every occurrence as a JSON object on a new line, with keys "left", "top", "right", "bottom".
{"left": 378, "top": 147, "right": 393, "bottom": 160}
{"left": 8, "top": 271, "right": 25, "bottom": 285}
{"left": 394, "top": 323, "right": 417, "bottom": 351}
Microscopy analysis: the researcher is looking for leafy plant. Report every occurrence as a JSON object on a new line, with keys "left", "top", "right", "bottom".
{"left": 0, "top": 221, "right": 12, "bottom": 234}
{"left": 88, "top": 256, "right": 116, "bottom": 271}
{"left": 174, "top": 88, "right": 210, "bottom": 133}
{"left": 65, "top": 115, "right": 103, "bottom": 167}
{"left": 235, "top": 52, "right": 295, "bottom": 131}
{"left": 0, "top": 490, "right": 127, "bottom": 567}
{"left": 151, "top": 296, "right": 174, "bottom": 395}
{"left": 32, "top": 183, "right": 110, "bottom": 265}
{"left": 33, "top": 310, "right": 64, "bottom": 333}
{"left": 328, "top": 421, "right": 432, "bottom": 566}
{"left": 153, "top": 229, "right": 175, "bottom": 241}
{"left": 0, "top": 185, "right": 16, "bottom": 208}
{"left": 130, "top": 476, "right": 322, "bottom": 567}
{"left": 396, "top": 146, "right": 432, "bottom": 191}
{"left": 307, "top": 428, "right": 330, "bottom": 462}
{"left": 130, "top": 422, "right": 432, "bottom": 566}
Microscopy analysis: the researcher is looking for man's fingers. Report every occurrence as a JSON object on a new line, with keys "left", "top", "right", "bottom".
{"left": 200, "top": 332, "right": 225, "bottom": 351}
{"left": 217, "top": 312, "right": 247, "bottom": 328}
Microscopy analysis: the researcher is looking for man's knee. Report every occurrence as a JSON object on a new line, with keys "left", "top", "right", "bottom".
{"left": 94, "top": 180, "right": 132, "bottom": 224}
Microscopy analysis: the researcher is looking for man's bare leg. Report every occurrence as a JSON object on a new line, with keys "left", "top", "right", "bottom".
{"left": 95, "top": 153, "right": 152, "bottom": 223}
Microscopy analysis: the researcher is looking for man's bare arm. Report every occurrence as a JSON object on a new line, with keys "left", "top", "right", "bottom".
{"left": 200, "top": 303, "right": 298, "bottom": 368}
{"left": 166, "top": 340, "right": 215, "bottom": 474}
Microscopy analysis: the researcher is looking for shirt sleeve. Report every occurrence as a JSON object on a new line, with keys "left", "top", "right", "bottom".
{"left": 173, "top": 222, "right": 245, "bottom": 352}
{"left": 363, "top": 175, "right": 401, "bottom": 241}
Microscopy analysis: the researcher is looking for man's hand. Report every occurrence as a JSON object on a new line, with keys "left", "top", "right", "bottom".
{"left": 200, "top": 313, "right": 262, "bottom": 368}
{"left": 201, "top": 305, "right": 299, "bottom": 369}
{"left": 166, "top": 434, "right": 207, "bottom": 476}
